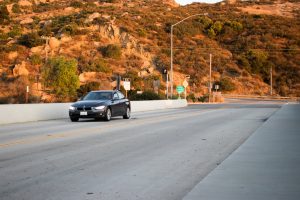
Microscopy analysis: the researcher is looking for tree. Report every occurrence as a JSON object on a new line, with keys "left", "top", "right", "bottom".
{"left": 42, "top": 56, "right": 80, "bottom": 100}
{"left": 0, "top": 5, "right": 9, "bottom": 24}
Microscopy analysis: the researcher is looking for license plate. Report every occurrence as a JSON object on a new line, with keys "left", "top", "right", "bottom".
{"left": 80, "top": 111, "right": 88, "bottom": 116}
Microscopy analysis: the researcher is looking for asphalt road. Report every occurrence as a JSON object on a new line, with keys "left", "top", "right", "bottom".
{"left": 0, "top": 101, "right": 284, "bottom": 200}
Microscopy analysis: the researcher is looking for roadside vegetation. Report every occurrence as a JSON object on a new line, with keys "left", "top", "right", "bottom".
{"left": 0, "top": 0, "right": 299, "bottom": 103}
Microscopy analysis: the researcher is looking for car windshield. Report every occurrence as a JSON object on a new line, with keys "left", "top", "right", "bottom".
{"left": 82, "top": 92, "right": 112, "bottom": 101}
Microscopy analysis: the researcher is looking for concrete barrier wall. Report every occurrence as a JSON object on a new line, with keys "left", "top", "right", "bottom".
{"left": 0, "top": 100, "right": 187, "bottom": 125}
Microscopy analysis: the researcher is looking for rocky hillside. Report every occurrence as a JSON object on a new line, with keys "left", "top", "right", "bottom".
{"left": 0, "top": 0, "right": 299, "bottom": 103}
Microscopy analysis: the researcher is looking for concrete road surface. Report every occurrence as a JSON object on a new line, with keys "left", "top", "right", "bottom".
{"left": 184, "top": 103, "right": 300, "bottom": 200}
{"left": 0, "top": 102, "right": 283, "bottom": 200}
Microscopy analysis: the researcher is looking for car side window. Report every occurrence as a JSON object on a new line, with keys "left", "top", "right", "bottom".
{"left": 113, "top": 93, "right": 119, "bottom": 100}
{"left": 117, "top": 92, "right": 125, "bottom": 99}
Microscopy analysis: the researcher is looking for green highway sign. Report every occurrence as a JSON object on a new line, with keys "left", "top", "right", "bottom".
{"left": 176, "top": 86, "right": 185, "bottom": 94}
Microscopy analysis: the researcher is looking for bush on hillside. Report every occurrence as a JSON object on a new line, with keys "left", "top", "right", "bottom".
{"left": 77, "top": 82, "right": 101, "bottom": 98}
{"left": 101, "top": 44, "right": 122, "bottom": 59}
{"left": 129, "top": 90, "right": 162, "bottom": 101}
{"left": 18, "top": 32, "right": 43, "bottom": 48}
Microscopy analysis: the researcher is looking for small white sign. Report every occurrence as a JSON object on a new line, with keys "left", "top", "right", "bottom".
{"left": 123, "top": 81, "right": 130, "bottom": 91}
{"left": 183, "top": 80, "right": 188, "bottom": 88}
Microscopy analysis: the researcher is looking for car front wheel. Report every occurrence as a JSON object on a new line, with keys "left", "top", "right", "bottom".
{"left": 104, "top": 108, "right": 112, "bottom": 121}
{"left": 123, "top": 107, "right": 131, "bottom": 119}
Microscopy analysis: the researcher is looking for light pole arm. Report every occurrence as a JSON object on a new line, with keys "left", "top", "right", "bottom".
{"left": 172, "top": 13, "right": 208, "bottom": 27}
{"left": 170, "top": 13, "right": 208, "bottom": 99}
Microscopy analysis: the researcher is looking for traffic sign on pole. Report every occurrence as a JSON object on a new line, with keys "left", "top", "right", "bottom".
{"left": 176, "top": 86, "right": 184, "bottom": 94}
{"left": 183, "top": 79, "right": 188, "bottom": 88}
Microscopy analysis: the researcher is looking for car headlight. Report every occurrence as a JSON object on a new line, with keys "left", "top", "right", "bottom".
{"left": 69, "top": 106, "right": 76, "bottom": 111}
{"left": 93, "top": 105, "right": 105, "bottom": 110}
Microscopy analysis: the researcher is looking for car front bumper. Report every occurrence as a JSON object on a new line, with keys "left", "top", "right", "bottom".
{"left": 69, "top": 110, "right": 105, "bottom": 118}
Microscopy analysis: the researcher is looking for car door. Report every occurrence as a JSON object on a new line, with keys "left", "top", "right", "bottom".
{"left": 111, "top": 92, "right": 121, "bottom": 116}
{"left": 117, "top": 91, "right": 127, "bottom": 115}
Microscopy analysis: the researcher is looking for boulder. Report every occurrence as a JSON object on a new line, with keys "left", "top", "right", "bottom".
{"left": 7, "top": 51, "right": 18, "bottom": 60}
{"left": 79, "top": 72, "right": 106, "bottom": 83}
{"left": 18, "top": 0, "right": 32, "bottom": 6}
{"left": 6, "top": 4, "right": 13, "bottom": 14}
{"left": 49, "top": 37, "right": 60, "bottom": 49}
{"left": 30, "top": 46, "right": 44, "bottom": 54}
{"left": 13, "top": 61, "right": 29, "bottom": 77}
{"left": 20, "top": 18, "right": 33, "bottom": 24}
{"left": 64, "top": 7, "right": 74, "bottom": 12}
{"left": 85, "top": 12, "right": 101, "bottom": 23}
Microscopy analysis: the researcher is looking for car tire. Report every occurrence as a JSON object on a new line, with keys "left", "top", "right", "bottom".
{"left": 104, "top": 108, "right": 112, "bottom": 121}
{"left": 70, "top": 117, "right": 79, "bottom": 122}
{"left": 123, "top": 107, "right": 131, "bottom": 119}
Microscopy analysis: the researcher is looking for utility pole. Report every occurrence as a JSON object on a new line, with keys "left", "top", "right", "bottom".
{"left": 163, "top": 69, "right": 169, "bottom": 99}
{"left": 270, "top": 66, "right": 273, "bottom": 96}
{"left": 41, "top": 36, "right": 50, "bottom": 62}
{"left": 209, "top": 53, "right": 212, "bottom": 103}
{"left": 166, "top": 72, "right": 169, "bottom": 99}
{"left": 25, "top": 86, "right": 29, "bottom": 103}
{"left": 170, "top": 26, "right": 174, "bottom": 99}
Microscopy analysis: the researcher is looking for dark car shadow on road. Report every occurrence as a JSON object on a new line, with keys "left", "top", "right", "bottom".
{"left": 74, "top": 117, "right": 125, "bottom": 123}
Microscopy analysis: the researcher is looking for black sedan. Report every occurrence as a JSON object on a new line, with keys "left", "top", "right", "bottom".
{"left": 69, "top": 90, "right": 131, "bottom": 122}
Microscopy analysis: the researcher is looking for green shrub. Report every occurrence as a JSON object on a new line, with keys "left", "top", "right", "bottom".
{"left": 198, "top": 94, "right": 209, "bottom": 102}
{"left": 42, "top": 56, "right": 80, "bottom": 100}
{"left": 61, "top": 23, "right": 79, "bottom": 36}
{"left": 18, "top": 32, "right": 43, "bottom": 48}
{"left": 187, "top": 93, "right": 197, "bottom": 102}
{"left": 137, "top": 28, "right": 147, "bottom": 37}
{"left": 0, "top": 5, "right": 9, "bottom": 24}
{"left": 7, "top": 25, "right": 22, "bottom": 38}
{"left": 84, "top": 59, "right": 112, "bottom": 73}
{"left": 129, "top": 90, "right": 161, "bottom": 101}
{"left": 218, "top": 77, "right": 236, "bottom": 92}
{"left": 101, "top": 44, "right": 122, "bottom": 59}
{"left": 12, "top": 4, "right": 21, "bottom": 13}
{"left": 77, "top": 82, "right": 101, "bottom": 97}
{"left": 30, "top": 54, "right": 42, "bottom": 65}
{"left": 70, "top": 1, "right": 84, "bottom": 8}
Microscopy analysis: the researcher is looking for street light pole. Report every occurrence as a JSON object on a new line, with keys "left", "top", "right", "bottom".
{"left": 209, "top": 53, "right": 212, "bottom": 103}
{"left": 170, "top": 13, "right": 208, "bottom": 99}
{"left": 170, "top": 25, "right": 174, "bottom": 99}
{"left": 270, "top": 66, "right": 273, "bottom": 96}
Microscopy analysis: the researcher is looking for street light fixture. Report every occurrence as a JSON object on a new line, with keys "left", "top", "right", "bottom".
{"left": 170, "top": 13, "right": 209, "bottom": 99}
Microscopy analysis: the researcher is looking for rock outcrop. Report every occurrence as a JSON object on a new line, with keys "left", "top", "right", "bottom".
{"left": 13, "top": 61, "right": 29, "bottom": 77}
{"left": 18, "top": 0, "right": 32, "bottom": 7}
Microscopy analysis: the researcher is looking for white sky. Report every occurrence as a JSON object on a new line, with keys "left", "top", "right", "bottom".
{"left": 175, "top": 0, "right": 222, "bottom": 5}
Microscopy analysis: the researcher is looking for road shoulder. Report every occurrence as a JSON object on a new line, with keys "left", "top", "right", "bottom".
{"left": 183, "top": 104, "right": 300, "bottom": 200}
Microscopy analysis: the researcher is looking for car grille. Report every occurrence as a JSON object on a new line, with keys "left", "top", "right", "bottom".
{"left": 77, "top": 107, "right": 92, "bottom": 111}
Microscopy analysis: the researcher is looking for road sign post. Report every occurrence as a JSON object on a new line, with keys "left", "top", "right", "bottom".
{"left": 176, "top": 86, "right": 185, "bottom": 99}
{"left": 183, "top": 79, "right": 188, "bottom": 99}
{"left": 123, "top": 78, "right": 130, "bottom": 98}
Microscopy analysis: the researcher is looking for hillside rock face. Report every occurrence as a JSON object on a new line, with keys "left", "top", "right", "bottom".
{"left": 20, "top": 18, "right": 34, "bottom": 25}
{"left": 8, "top": 52, "right": 18, "bottom": 60}
{"left": 49, "top": 37, "right": 60, "bottom": 50}
{"left": 99, "top": 22, "right": 152, "bottom": 68}
{"left": 18, "top": 0, "right": 32, "bottom": 6}
{"left": 13, "top": 62, "right": 29, "bottom": 77}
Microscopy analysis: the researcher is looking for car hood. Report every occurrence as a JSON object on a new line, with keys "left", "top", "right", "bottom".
{"left": 72, "top": 100, "right": 109, "bottom": 107}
